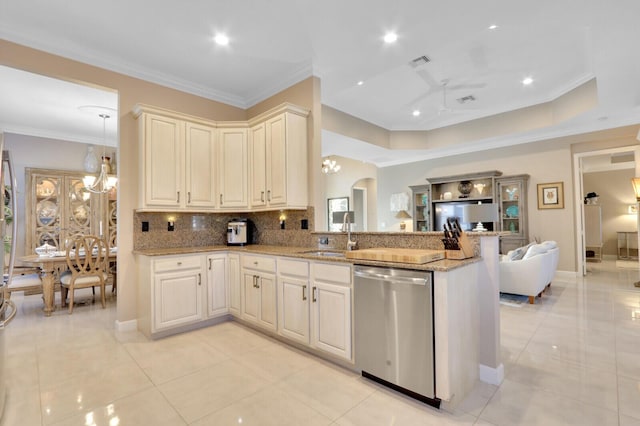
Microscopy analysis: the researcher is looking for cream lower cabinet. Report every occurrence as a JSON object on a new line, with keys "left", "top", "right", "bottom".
{"left": 241, "top": 254, "right": 277, "bottom": 331}
{"left": 228, "top": 253, "right": 242, "bottom": 316}
{"left": 206, "top": 253, "right": 228, "bottom": 318}
{"left": 148, "top": 254, "right": 205, "bottom": 334}
{"left": 310, "top": 262, "right": 352, "bottom": 360}
{"left": 277, "top": 258, "right": 310, "bottom": 345}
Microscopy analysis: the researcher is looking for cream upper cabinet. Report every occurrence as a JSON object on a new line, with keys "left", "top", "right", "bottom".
{"left": 249, "top": 123, "right": 267, "bottom": 207}
{"left": 249, "top": 110, "right": 308, "bottom": 210}
{"left": 135, "top": 106, "right": 217, "bottom": 210}
{"left": 134, "top": 103, "right": 308, "bottom": 212}
{"left": 185, "top": 123, "right": 217, "bottom": 208}
{"left": 218, "top": 127, "right": 249, "bottom": 209}
{"left": 142, "top": 113, "right": 183, "bottom": 208}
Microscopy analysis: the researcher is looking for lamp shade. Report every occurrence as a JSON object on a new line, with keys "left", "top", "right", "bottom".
{"left": 395, "top": 210, "right": 412, "bottom": 219}
{"left": 462, "top": 203, "right": 498, "bottom": 231}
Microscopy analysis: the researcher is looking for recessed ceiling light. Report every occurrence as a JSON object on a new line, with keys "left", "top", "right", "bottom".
{"left": 522, "top": 76, "right": 534, "bottom": 85}
{"left": 488, "top": 24, "right": 498, "bottom": 30}
{"left": 412, "top": 110, "right": 421, "bottom": 117}
{"left": 357, "top": 81, "right": 364, "bottom": 86}
{"left": 214, "top": 34, "right": 229, "bottom": 46}
{"left": 383, "top": 32, "right": 398, "bottom": 43}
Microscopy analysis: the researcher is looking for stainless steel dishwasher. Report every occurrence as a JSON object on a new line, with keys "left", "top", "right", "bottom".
{"left": 354, "top": 265, "right": 440, "bottom": 408}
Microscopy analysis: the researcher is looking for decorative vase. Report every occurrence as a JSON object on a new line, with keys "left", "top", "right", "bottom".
{"left": 509, "top": 221, "right": 516, "bottom": 232}
{"left": 101, "top": 156, "right": 111, "bottom": 174}
{"left": 458, "top": 181, "right": 473, "bottom": 198}
{"left": 84, "top": 145, "right": 99, "bottom": 173}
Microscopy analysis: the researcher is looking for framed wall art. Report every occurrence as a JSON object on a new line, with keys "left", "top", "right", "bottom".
{"left": 537, "top": 182, "right": 564, "bottom": 209}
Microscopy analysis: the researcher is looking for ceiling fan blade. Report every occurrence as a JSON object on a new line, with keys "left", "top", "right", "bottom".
{"left": 448, "top": 82, "right": 487, "bottom": 91}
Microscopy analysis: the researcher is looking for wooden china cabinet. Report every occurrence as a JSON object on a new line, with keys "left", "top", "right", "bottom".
{"left": 25, "top": 168, "right": 117, "bottom": 254}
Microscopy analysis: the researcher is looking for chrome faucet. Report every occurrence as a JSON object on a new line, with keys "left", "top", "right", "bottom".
{"left": 342, "top": 212, "right": 358, "bottom": 251}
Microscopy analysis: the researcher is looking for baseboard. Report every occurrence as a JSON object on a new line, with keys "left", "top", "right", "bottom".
{"left": 114, "top": 319, "right": 138, "bottom": 332}
{"left": 479, "top": 363, "right": 504, "bottom": 385}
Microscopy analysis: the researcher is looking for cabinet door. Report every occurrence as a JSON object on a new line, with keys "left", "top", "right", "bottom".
{"left": 206, "top": 254, "right": 228, "bottom": 318}
{"left": 242, "top": 271, "right": 260, "bottom": 323}
{"left": 153, "top": 268, "right": 203, "bottom": 331}
{"left": 265, "top": 114, "right": 287, "bottom": 207}
{"left": 185, "top": 123, "right": 217, "bottom": 208}
{"left": 258, "top": 272, "right": 277, "bottom": 331}
{"left": 311, "top": 282, "right": 352, "bottom": 360}
{"left": 228, "top": 254, "right": 241, "bottom": 316}
{"left": 278, "top": 276, "right": 309, "bottom": 344}
{"left": 144, "top": 114, "right": 182, "bottom": 207}
{"left": 249, "top": 123, "right": 267, "bottom": 208}
{"left": 218, "top": 128, "right": 248, "bottom": 208}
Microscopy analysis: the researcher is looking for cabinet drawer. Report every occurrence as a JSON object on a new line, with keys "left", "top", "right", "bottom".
{"left": 312, "top": 262, "right": 351, "bottom": 285}
{"left": 278, "top": 258, "right": 309, "bottom": 278}
{"left": 242, "top": 254, "right": 276, "bottom": 273}
{"left": 153, "top": 255, "right": 202, "bottom": 273}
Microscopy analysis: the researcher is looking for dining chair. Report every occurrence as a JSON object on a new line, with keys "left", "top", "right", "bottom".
{"left": 60, "top": 235, "right": 109, "bottom": 313}
{"left": 4, "top": 266, "right": 43, "bottom": 299}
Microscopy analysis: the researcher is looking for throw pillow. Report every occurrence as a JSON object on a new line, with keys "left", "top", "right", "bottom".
{"left": 522, "top": 243, "right": 548, "bottom": 260}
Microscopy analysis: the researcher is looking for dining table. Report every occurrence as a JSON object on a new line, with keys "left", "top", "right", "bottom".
{"left": 19, "top": 251, "right": 117, "bottom": 316}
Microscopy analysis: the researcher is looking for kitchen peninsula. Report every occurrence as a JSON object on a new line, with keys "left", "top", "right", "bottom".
{"left": 134, "top": 231, "right": 502, "bottom": 410}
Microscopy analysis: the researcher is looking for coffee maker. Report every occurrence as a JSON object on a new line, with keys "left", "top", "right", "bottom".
{"left": 227, "top": 219, "right": 251, "bottom": 246}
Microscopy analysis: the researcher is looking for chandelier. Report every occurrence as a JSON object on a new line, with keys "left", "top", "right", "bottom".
{"left": 321, "top": 157, "right": 341, "bottom": 174}
{"left": 83, "top": 113, "right": 117, "bottom": 193}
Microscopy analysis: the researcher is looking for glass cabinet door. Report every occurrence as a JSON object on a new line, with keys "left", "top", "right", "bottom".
{"left": 496, "top": 175, "right": 529, "bottom": 253}
{"left": 411, "top": 185, "right": 431, "bottom": 231}
{"left": 34, "top": 175, "right": 61, "bottom": 249}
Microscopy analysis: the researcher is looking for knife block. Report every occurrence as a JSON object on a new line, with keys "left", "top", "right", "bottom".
{"left": 445, "top": 231, "right": 474, "bottom": 260}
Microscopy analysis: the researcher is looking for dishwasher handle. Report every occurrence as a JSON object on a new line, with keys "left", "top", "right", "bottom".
{"left": 354, "top": 268, "right": 430, "bottom": 286}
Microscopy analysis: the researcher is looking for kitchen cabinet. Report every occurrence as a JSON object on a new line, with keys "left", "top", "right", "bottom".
{"left": 151, "top": 254, "right": 204, "bottom": 333}
{"left": 206, "top": 253, "right": 228, "bottom": 318}
{"left": 277, "top": 258, "right": 310, "bottom": 345}
{"left": 249, "top": 109, "right": 308, "bottom": 210}
{"left": 310, "top": 262, "right": 352, "bottom": 361}
{"left": 218, "top": 127, "right": 249, "bottom": 209}
{"left": 410, "top": 184, "right": 431, "bottom": 231}
{"left": 25, "top": 168, "right": 115, "bottom": 253}
{"left": 496, "top": 175, "right": 529, "bottom": 253}
{"left": 135, "top": 107, "right": 217, "bottom": 210}
{"left": 241, "top": 254, "right": 277, "bottom": 331}
{"left": 228, "top": 253, "right": 241, "bottom": 316}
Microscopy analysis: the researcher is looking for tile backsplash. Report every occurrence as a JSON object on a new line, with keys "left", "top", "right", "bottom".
{"left": 133, "top": 208, "right": 315, "bottom": 250}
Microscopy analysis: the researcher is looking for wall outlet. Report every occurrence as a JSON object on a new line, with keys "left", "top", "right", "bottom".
{"left": 142, "top": 221, "right": 149, "bottom": 232}
{"left": 318, "top": 236, "right": 329, "bottom": 245}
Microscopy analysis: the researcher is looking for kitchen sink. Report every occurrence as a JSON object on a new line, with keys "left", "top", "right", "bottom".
{"left": 299, "top": 250, "right": 346, "bottom": 258}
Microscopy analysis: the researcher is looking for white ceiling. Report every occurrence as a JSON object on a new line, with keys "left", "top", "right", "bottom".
{"left": 1, "top": 0, "right": 639, "bottom": 162}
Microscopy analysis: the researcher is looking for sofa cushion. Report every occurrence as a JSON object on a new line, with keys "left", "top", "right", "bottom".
{"left": 506, "top": 242, "right": 535, "bottom": 261}
{"left": 540, "top": 240, "right": 557, "bottom": 250}
{"left": 522, "top": 243, "right": 548, "bottom": 260}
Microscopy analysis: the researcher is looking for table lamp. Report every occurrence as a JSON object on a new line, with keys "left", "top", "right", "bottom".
{"left": 462, "top": 202, "right": 498, "bottom": 232}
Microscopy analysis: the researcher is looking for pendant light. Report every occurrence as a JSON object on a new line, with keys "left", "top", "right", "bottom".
{"left": 83, "top": 113, "right": 117, "bottom": 193}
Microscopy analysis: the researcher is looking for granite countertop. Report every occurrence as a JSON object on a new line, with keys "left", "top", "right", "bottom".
{"left": 133, "top": 244, "right": 480, "bottom": 272}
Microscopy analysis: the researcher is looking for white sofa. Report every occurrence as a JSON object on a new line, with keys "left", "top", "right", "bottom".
{"left": 500, "top": 241, "right": 559, "bottom": 304}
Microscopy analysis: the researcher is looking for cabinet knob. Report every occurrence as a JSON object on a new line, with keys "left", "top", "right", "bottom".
{"left": 177, "top": 262, "right": 182, "bottom": 266}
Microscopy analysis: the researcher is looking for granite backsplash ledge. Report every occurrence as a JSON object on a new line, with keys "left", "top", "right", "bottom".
{"left": 133, "top": 208, "right": 481, "bottom": 257}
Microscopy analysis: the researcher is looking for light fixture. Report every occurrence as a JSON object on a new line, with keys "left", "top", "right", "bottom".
{"left": 628, "top": 205, "right": 638, "bottom": 215}
{"left": 412, "top": 109, "right": 421, "bottom": 117}
{"left": 522, "top": 76, "right": 534, "bottom": 85}
{"left": 321, "top": 157, "right": 341, "bottom": 174}
{"left": 395, "top": 210, "right": 412, "bottom": 231}
{"left": 357, "top": 81, "right": 364, "bottom": 86}
{"left": 383, "top": 32, "right": 398, "bottom": 43}
{"left": 214, "top": 33, "right": 229, "bottom": 46}
{"left": 488, "top": 24, "right": 498, "bottom": 30}
{"left": 83, "top": 113, "right": 117, "bottom": 193}
{"left": 631, "top": 178, "right": 640, "bottom": 201}
{"left": 462, "top": 202, "right": 498, "bottom": 232}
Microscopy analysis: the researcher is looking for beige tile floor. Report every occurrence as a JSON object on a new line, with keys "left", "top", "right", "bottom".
{"left": 2, "top": 259, "right": 640, "bottom": 425}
